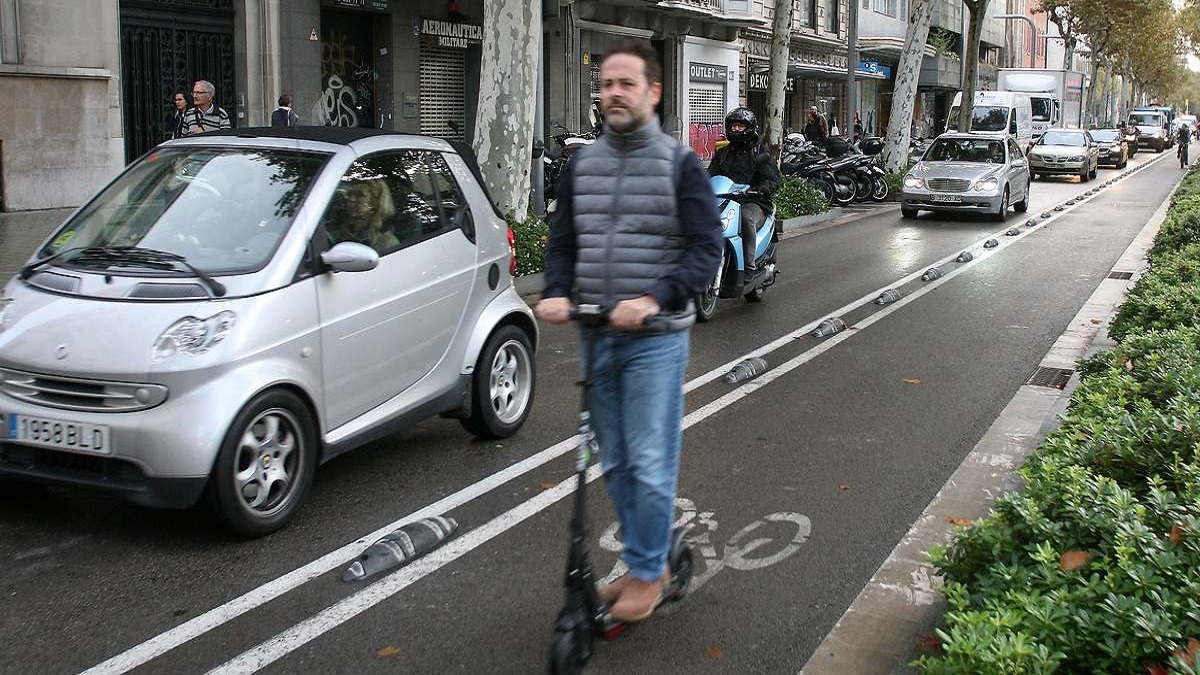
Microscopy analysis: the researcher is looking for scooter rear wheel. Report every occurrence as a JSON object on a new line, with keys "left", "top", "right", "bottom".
{"left": 549, "top": 628, "right": 587, "bottom": 675}
{"left": 669, "top": 545, "right": 695, "bottom": 601}
{"left": 744, "top": 285, "right": 766, "bottom": 303}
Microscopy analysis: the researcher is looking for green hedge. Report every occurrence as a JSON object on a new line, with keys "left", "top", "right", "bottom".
{"left": 507, "top": 210, "right": 549, "bottom": 277}
{"left": 916, "top": 166, "right": 1200, "bottom": 674}
{"left": 773, "top": 176, "right": 830, "bottom": 220}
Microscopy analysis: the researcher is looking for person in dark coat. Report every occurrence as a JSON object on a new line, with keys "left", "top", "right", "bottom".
{"left": 802, "top": 106, "right": 828, "bottom": 148}
{"left": 708, "top": 107, "right": 780, "bottom": 273}
{"left": 165, "top": 92, "right": 187, "bottom": 140}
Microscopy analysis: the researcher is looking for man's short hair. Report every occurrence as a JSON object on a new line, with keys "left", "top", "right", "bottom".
{"left": 600, "top": 39, "right": 662, "bottom": 85}
{"left": 195, "top": 80, "right": 215, "bottom": 95}
{"left": 278, "top": 94, "right": 292, "bottom": 107}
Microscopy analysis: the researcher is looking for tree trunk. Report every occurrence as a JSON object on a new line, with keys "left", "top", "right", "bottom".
{"left": 764, "top": 0, "right": 794, "bottom": 157}
{"left": 1087, "top": 59, "right": 1102, "bottom": 126}
{"left": 881, "top": 0, "right": 935, "bottom": 172}
{"left": 473, "top": 0, "right": 541, "bottom": 217}
{"left": 957, "top": 0, "right": 989, "bottom": 133}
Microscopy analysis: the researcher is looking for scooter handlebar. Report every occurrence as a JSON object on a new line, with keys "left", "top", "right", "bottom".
{"left": 569, "top": 303, "right": 675, "bottom": 332}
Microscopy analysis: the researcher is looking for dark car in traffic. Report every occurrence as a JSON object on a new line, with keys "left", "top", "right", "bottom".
{"left": 1089, "top": 128, "right": 1129, "bottom": 168}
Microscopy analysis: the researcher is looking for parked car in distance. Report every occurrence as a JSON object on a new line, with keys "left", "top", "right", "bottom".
{"left": 1028, "top": 129, "right": 1100, "bottom": 182}
{"left": 0, "top": 127, "right": 538, "bottom": 536}
{"left": 900, "top": 132, "right": 1031, "bottom": 222}
{"left": 1088, "top": 128, "right": 1129, "bottom": 168}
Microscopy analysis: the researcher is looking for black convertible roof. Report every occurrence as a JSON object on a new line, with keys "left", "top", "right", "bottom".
{"left": 200, "top": 127, "right": 504, "bottom": 218}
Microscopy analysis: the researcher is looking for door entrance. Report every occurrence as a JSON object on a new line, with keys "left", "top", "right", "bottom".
{"left": 118, "top": 0, "right": 235, "bottom": 161}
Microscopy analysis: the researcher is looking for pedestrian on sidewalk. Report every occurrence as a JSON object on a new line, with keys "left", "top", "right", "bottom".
{"left": 803, "top": 106, "right": 828, "bottom": 149}
{"left": 271, "top": 94, "right": 301, "bottom": 128}
{"left": 535, "top": 39, "right": 722, "bottom": 623}
{"left": 165, "top": 92, "right": 187, "bottom": 140}
{"left": 181, "top": 80, "right": 231, "bottom": 136}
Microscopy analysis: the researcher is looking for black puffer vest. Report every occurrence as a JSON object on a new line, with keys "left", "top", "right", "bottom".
{"left": 571, "top": 118, "right": 693, "bottom": 327}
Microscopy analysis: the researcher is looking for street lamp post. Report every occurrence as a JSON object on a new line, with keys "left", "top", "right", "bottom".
{"left": 994, "top": 14, "right": 1037, "bottom": 68}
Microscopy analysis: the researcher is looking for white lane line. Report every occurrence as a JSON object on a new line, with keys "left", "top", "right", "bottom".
{"left": 79, "top": 153, "right": 1165, "bottom": 675}
{"left": 208, "top": 169, "right": 1116, "bottom": 673}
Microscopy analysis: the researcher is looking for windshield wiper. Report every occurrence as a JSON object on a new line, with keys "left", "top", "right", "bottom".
{"left": 69, "top": 246, "right": 226, "bottom": 297}
{"left": 19, "top": 247, "right": 87, "bottom": 280}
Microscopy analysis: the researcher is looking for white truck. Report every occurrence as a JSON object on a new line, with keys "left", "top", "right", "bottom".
{"left": 996, "top": 68, "right": 1087, "bottom": 138}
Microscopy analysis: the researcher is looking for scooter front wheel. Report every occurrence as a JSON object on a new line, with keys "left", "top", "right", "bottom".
{"left": 870, "top": 175, "right": 889, "bottom": 202}
{"left": 548, "top": 628, "right": 587, "bottom": 675}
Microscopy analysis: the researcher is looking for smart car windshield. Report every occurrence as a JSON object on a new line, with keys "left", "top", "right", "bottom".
{"left": 923, "top": 137, "right": 1007, "bottom": 163}
{"left": 1039, "top": 131, "right": 1086, "bottom": 146}
{"left": 40, "top": 147, "right": 329, "bottom": 275}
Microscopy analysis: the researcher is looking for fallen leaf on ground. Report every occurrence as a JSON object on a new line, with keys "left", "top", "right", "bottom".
{"left": 376, "top": 646, "right": 401, "bottom": 659}
{"left": 902, "top": 378, "right": 922, "bottom": 384}
{"left": 1169, "top": 524, "right": 1186, "bottom": 543}
{"left": 1059, "top": 550, "right": 1096, "bottom": 572}
{"left": 707, "top": 646, "right": 723, "bottom": 659}
{"left": 915, "top": 634, "right": 943, "bottom": 655}
{"left": 539, "top": 482, "right": 557, "bottom": 490}
{"left": 946, "top": 517, "right": 973, "bottom": 527}
{"left": 1091, "top": 319, "right": 1102, "bottom": 324}
{"left": 838, "top": 484, "right": 850, "bottom": 491}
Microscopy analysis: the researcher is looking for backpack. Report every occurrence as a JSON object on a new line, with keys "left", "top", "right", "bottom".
{"left": 271, "top": 108, "right": 292, "bottom": 128}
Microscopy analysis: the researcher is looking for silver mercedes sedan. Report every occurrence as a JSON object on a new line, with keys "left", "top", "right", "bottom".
{"left": 901, "top": 132, "right": 1031, "bottom": 221}
{"left": 0, "top": 128, "right": 537, "bottom": 536}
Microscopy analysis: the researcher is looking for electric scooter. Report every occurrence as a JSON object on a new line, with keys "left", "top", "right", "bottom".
{"left": 695, "top": 175, "right": 780, "bottom": 323}
{"left": 548, "top": 304, "right": 695, "bottom": 675}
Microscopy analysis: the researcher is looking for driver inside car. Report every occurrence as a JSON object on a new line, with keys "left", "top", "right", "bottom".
{"left": 327, "top": 177, "right": 399, "bottom": 253}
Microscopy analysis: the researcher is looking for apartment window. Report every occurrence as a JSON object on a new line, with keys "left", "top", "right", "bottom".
{"left": 871, "top": 0, "right": 898, "bottom": 17}
{"left": 0, "top": 0, "right": 20, "bottom": 64}
{"left": 827, "top": 0, "right": 839, "bottom": 33}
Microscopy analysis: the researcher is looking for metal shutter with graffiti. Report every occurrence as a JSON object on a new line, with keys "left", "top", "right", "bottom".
{"left": 689, "top": 82, "right": 726, "bottom": 161}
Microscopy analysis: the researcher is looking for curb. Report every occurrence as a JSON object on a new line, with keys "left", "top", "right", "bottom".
{"left": 798, "top": 157, "right": 1182, "bottom": 675}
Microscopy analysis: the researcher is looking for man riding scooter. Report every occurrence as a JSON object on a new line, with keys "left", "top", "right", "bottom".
{"left": 708, "top": 108, "right": 780, "bottom": 274}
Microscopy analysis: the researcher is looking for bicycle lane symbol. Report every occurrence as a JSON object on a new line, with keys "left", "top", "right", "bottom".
{"left": 596, "top": 497, "right": 812, "bottom": 603}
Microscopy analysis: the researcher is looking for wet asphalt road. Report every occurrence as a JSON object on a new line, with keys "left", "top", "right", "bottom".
{"left": 0, "top": 150, "right": 1185, "bottom": 675}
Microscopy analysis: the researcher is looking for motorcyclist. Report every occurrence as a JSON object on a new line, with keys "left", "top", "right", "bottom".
{"left": 708, "top": 107, "right": 780, "bottom": 274}
{"left": 1178, "top": 124, "right": 1191, "bottom": 168}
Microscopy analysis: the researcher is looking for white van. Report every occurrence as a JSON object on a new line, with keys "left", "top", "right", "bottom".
{"left": 947, "top": 91, "right": 1034, "bottom": 152}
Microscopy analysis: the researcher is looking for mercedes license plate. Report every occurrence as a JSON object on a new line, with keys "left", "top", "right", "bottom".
{"left": 930, "top": 194, "right": 962, "bottom": 203}
{"left": 4, "top": 412, "right": 111, "bottom": 454}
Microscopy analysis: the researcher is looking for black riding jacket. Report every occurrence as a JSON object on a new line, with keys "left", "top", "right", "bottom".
{"left": 707, "top": 141, "right": 781, "bottom": 212}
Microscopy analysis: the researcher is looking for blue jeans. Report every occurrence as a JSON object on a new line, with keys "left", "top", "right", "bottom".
{"left": 583, "top": 329, "right": 690, "bottom": 582}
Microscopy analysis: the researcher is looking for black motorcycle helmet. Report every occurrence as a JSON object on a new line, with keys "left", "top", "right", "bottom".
{"left": 724, "top": 107, "right": 759, "bottom": 148}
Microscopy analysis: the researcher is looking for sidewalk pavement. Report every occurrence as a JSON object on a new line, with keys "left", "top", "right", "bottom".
{"left": 0, "top": 208, "right": 73, "bottom": 280}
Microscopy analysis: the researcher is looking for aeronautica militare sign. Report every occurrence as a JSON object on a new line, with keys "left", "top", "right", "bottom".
{"left": 415, "top": 18, "right": 483, "bottom": 49}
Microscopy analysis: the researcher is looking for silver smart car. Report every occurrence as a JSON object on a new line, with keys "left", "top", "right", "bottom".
{"left": 0, "top": 128, "right": 537, "bottom": 536}
{"left": 901, "top": 132, "right": 1031, "bottom": 221}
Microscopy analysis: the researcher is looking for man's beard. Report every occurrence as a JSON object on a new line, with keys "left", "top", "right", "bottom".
{"left": 606, "top": 106, "right": 644, "bottom": 133}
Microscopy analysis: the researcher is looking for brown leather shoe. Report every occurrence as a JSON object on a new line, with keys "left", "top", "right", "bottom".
{"left": 609, "top": 572, "right": 669, "bottom": 623}
{"left": 597, "top": 573, "right": 632, "bottom": 605}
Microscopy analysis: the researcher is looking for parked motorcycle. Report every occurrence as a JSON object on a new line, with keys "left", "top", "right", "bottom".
{"left": 695, "top": 176, "right": 780, "bottom": 322}
{"left": 543, "top": 103, "right": 603, "bottom": 213}
{"left": 780, "top": 134, "right": 841, "bottom": 205}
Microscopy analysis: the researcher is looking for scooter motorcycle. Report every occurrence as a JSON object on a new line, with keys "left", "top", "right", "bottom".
{"left": 848, "top": 137, "right": 888, "bottom": 203}
{"left": 695, "top": 175, "right": 780, "bottom": 322}
{"left": 545, "top": 103, "right": 604, "bottom": 213}
{"left": 781, "top": 136, "right": 841, "bottom": 205}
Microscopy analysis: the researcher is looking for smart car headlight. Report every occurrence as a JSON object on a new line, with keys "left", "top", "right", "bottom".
{"left": 973, "top": 177, "right": 1000, "bottom": 192}
{"left": 903, "top": 175, "right": 924, "bottom": 189}
{"left": 151, "top": 310, "right": 236, "bottom": 362}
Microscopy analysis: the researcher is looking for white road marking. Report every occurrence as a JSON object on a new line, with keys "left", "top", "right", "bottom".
{"left": 80, "top": 152, "right": 1168, "bottom": 675}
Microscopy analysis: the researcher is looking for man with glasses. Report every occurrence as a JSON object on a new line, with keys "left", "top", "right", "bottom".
{"left": 181, "top": 80, "right": 231, "bottom": 136}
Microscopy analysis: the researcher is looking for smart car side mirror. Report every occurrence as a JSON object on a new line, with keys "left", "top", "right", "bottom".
{"left": 321, "top": 241, "right": 379, "bottom": 273}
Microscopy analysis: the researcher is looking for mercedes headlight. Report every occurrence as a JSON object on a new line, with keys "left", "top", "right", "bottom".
{"left": 903, "top": 175, "right": 924, "bottom": 189}
{"left": 1069, "top": 155, "right": 1084, "bottom": 162}
{"left": 151, "top": 311, "right": 236, "bottom": 362}
{"left": 973, "top": 177, "right": 1000, "bottom": 192}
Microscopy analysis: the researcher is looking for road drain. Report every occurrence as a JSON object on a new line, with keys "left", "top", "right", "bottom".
{"left": 1107, "top": 271, "right": 1134, "bottom": 280}
{"left": 1026, "top": 366, "right": 1074, "bottom": 389}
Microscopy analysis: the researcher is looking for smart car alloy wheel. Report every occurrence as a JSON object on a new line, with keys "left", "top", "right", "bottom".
{"left": 211, "top": 390, "right": 316, "bottom": 537}
{"left": 462, "top": 325, "right": 535, "bottom": 439}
